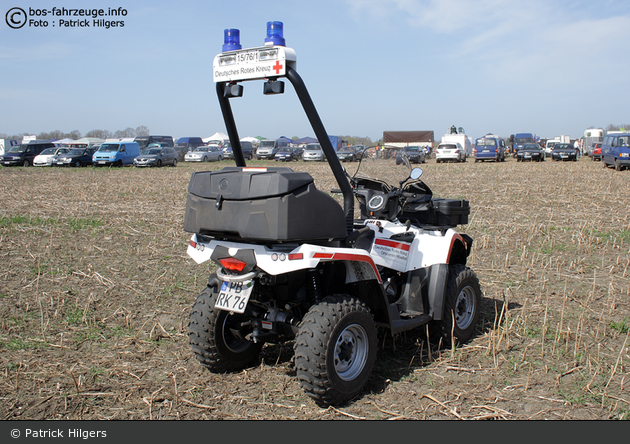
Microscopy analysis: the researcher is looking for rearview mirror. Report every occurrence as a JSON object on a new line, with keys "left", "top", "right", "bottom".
{"left": 410, "top": 168, "right": 422, "bottom": 180}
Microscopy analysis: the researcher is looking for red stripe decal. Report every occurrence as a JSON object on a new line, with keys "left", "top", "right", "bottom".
{"left": 447, "top": 234, "right": 464, "bottom": 262}
{"left": 312, "top": 252, "right": 381, "bottom": 283}
{"left": 312, "top": 253, "right": 334, "bottom": 259}
{"left": 374, "top": 238, "right": 411, "bottom": 251}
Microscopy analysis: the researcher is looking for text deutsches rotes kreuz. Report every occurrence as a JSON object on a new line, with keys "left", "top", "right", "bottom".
{"left": 215, "top": 65, "right": 273, "bottom": 78}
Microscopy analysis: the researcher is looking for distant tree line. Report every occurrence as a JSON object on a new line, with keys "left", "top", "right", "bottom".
{"left": 604, "top": 124, "right": 630, "bottom": 132}
{"left": 0, "top": 125, "right": 150, "bottom": 141}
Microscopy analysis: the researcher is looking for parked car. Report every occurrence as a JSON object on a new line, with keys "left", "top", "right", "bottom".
{"left": 256, "top": 138, "right": 288, "bottom": 160}
{"left": 602, "top": 132, "right": 630, "bottom": 171}
{"left": 133, "top": 145, "right": 178, "bottom": 167}
{"left": 395, "top": 146, "right": 426, "bottom": 165}
{"left": 336, "top": 146, "right": 358, "bottom": 162}
{"left": 54, "top": 147, "right": 97, "bottom": 167}
{"left": 185, "top": 145, "right": 223, "bottom": 162}
{"left": 515, "top": 143, "right": 545, "bottom": 162}
{"left": 93, "top": 141, "right": 141, "bottom": 166}
{"left": 551, "top": 143, "right": 578, "bottom": 161}
{"left": 134, "top": 135, "right": 174, "bottom": 150}
{"left": 435, "top": 142, "right": 466, "bottom": 163}
{"left": 33, "top": 147, "right": 71, "bottom": 167}
{"left": 353, "top": 145, "right": 367, "bottom": 157}
{"left": 591, "top": 142, "right": 602, "bottom": 161}
{"left": 302, "top": 143, "right": 325, "bottom": 161}
{"left": 256, "top": 139, "right": 279, "bottom": 160}
{"left": 223, "top": 141, "right": 254, "bottom": 160}
{"left": 1, "top": 140, "right": 56, "bottom": 167}
{"left": 175, "top": 137, "right": 205, "bottom": 160}
{"left": 274, "top": 146, "right": 299, "bottom": 162}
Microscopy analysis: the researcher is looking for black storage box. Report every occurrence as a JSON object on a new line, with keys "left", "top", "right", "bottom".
{"left": 183, "top": 167, "right": 347, "bottom": 242}
{"left": 399, "top": 198, "right": 470, "bottom": 228}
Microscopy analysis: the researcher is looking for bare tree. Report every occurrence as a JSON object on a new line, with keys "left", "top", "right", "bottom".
{"left": 135, "top": 125, "right": 150, "bottom": 136}
{"left": 113, "top": 127, "right": 136, "bottom": 139}
{"left": 85, "top": 129, "right": 113, "bottom": 139}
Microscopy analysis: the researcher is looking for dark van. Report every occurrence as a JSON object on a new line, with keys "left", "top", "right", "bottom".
{"left": 175, "top": 137, "right": 205, "bottom": 160}
{"left": 222, "top": 141, "right": 254, "bottom": 160}
{"left": 134, "top": 135, "right": 174, "bottom": 150}
{"left": 602, "top": 131, "right": 630, "bottom": 171}
{"left": 473, "top": 134, "right": 506, "bottom": 162}
{"left": 1, "top": 140, "right": 56, "bottom": 167}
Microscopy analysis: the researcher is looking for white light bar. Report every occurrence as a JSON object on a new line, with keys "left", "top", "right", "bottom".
{"left": 213, "top": 46, "right": 297, "bottom": 83}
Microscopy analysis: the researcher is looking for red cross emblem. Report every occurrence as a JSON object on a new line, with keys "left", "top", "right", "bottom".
{"left": 273, "top": 60, "right": 283, "bottom": 75}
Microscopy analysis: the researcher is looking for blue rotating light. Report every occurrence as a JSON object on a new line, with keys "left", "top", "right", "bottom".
{"left": 222, "top": 28, "right": 242, "bottom": 52}
{"left": 264, "top": 21, "right": 285, "bottom": 46}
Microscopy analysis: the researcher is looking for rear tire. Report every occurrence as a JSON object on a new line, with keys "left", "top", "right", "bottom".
{"left": 294, "top": 295, "right": 377, "bottom": 406}
{"left": 438, "top": 264, "right": 481, "bottom": 344}
{"left": 189, "top": 281, "right": 262, "bottom": 373}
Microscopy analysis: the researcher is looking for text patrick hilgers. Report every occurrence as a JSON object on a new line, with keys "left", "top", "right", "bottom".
{"left": 24, "top": 428, "right": 107, "bottom": 438}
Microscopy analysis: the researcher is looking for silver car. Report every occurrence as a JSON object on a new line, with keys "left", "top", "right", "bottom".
{"left": 33, "top": 147, "right": 71, "bottom": 167}
{"left": 302, "top": 143, "right": 325, "bottom": 161}
{"left": 133, "top": 145, "right": 178, "bottom": 167}
{"left": 185, "top": 145, "right": 223, "bottom": 162}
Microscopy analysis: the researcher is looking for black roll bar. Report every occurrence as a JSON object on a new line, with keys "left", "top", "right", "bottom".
{"left": 215, "top": 68, "right": 355, "bottom": 235}
{"left": 216, "top": 82, "right": 246, "bottom": 167}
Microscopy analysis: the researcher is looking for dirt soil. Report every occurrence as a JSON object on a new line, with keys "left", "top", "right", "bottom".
{"left": 1, "top": 156, "right": 628, "bottom": 420}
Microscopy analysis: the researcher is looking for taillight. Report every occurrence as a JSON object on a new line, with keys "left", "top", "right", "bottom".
{"left": 218, "top": 257, "right": 247, "bottom": 272}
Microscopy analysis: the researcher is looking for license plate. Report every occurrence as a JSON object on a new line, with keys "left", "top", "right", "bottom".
{"left": 215, "top": 280, "right": 254, "bottom": 313}
{"left": 483, "top": 150, "right": 489, "bottom": 153}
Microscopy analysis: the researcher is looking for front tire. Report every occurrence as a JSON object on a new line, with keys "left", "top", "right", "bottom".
{"left": 294, "top": 295, "right": 377, "bottom": 406}
{"left": 188, "top": 282, "right": 262, "bottom": 373}
{"left": 438, "top": 264, "right": 481, "bottom": 344}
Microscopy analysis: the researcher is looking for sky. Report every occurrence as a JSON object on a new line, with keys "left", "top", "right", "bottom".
{"left": 2, "top": 0, "right": 629, "bottom": 143}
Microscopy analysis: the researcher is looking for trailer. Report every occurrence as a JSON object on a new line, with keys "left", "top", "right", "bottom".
{"left": 581, "top": 128, "right": 604, "bottom": 157}
{"left": 383, "top": 131, "right": 434, "bottom": 149}
{"left": 0, "top": 139, "right": 19, "bottom": 156}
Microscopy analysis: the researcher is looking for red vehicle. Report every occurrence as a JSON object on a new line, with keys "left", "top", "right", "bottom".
{"left": 592, "top": 142, "right": 602, "bottom": 161}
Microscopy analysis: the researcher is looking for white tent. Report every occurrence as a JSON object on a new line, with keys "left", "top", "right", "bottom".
{"left": 204, "top": 132, "right": 229, "bottom": 144}
{"left": 241, "top": 136, "right": 260, "bottom": 145}
{"left": 75, "top": 137, "right": 105, "bottom": 146}
{"left": 54, "top": 138, "right": 75, "bottom": 145}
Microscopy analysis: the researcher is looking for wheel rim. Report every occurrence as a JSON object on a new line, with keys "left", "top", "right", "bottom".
{"left": 221, "top": 314, "right": 251, "bottom": 354}
{"left": 454, "top": 285, "right": 477, "bottom": 330}
{"left": 334, "top": 323, "right": 369, "bottom": 381}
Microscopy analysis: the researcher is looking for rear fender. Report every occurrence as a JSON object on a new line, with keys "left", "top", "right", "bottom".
{"left": 187, "top": 234, "right": 382, "bottom": 280}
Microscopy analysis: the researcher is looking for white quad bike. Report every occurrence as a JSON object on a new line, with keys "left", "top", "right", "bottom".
{"left": 184, "top": 25, "right": 482, "bottom": 406}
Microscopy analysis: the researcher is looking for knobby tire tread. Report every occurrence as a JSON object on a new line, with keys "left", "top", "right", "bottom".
{"left": 188, "top": 284, "right": 261, "bottom": 373}
{"left": 294, "top": 295, "right": 376, "bottom": 406}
